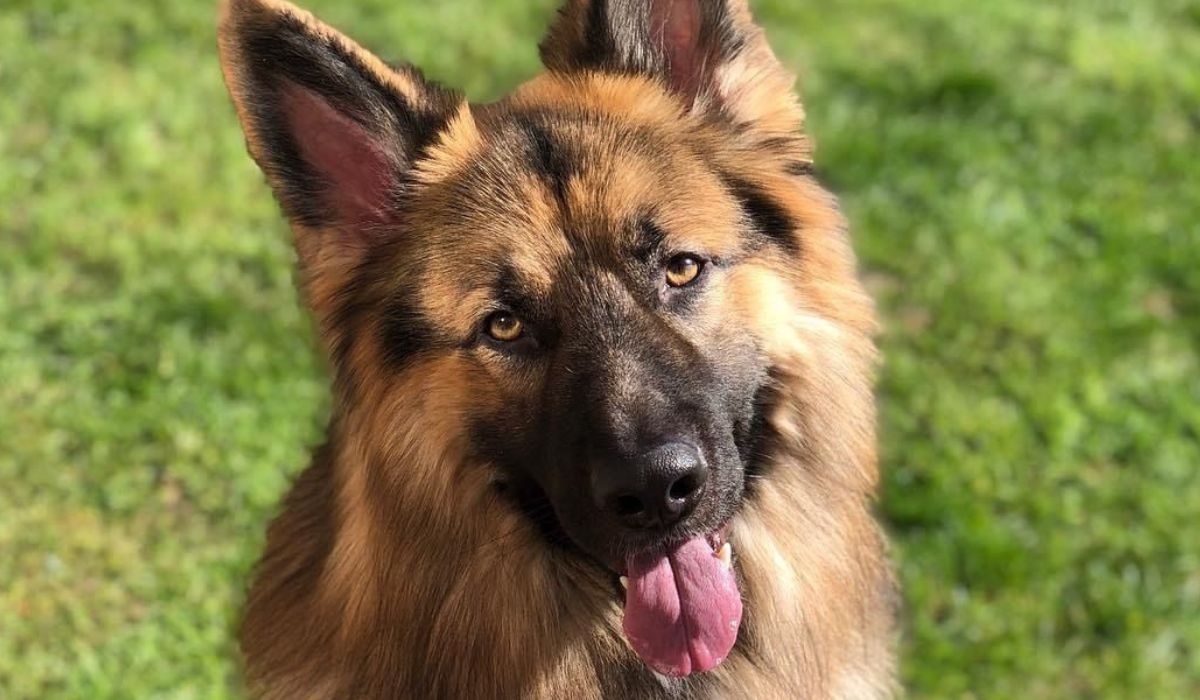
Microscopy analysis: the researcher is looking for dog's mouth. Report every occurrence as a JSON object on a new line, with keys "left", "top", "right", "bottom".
{"left": 503, "top": 479, "right": 743, "bottom": 676}
{"left": 617, "top": 525, "right": 740, "bottom": 677}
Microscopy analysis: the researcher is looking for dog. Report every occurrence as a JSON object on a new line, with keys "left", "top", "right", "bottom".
{"left": 217, "top": 0, "right": 896, "bottom": 696}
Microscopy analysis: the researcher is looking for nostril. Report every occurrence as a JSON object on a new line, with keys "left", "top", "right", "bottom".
{"left": 595, "top": 442, "right": 707, "bottom": 527}
{"left": 668, "top": 473, "right": 700, "bottom": 501}
{"left": 613, "top": 494, "right": 645, "bottom": 516}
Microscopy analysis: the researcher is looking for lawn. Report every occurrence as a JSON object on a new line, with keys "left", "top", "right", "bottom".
{"left": 1, "top": 0, "right": 1197, "bottom": 697}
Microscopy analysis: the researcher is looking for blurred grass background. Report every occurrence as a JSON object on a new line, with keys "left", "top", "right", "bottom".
{"left": 2, "top": 0, "right": 1198, "bottom": 697}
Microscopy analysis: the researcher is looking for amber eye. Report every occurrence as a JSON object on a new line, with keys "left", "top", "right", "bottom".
{"left": 485, "top": 312, "right": 524, "bottom": 342}
{"left": 665, "top": 254, "right": 703, "bottom": 288}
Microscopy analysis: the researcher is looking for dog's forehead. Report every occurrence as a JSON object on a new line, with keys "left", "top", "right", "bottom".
{"left": 412, "top": 106, "right": 741, "bottom": 289}
{"left": 467, "top": 106, "right": 685, "bottom": 219}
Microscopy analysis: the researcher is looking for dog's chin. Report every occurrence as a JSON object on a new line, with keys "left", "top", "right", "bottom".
{"left": 503, "top": 472, "right": 746, "bottom": 677}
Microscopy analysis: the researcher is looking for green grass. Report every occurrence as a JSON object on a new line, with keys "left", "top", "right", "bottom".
{"left": 2, "top": 0, "right": 1197, "bottom": 697}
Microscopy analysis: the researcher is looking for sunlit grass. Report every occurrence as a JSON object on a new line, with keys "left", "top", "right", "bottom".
{"left": 1, "top": 0, "right": 1197, "bottom": 696}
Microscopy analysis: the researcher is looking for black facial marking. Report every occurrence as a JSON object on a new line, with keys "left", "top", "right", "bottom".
{"left": 325, "top": 250, "right": 437, "bottom": 398}
{"left": 378, "top": 292, "right": 435, "bottom": 369}
{"left": 492, "top": 264, "right": 524, "bottom": 309}
{"left": 511, "top": 479, "right": 575, "bottom": 551}
{"left": 634, "top": 216, "right": 667, "bottom": 264}
{"left": 757, "top": 135, "right": 799, "bottom": 153}
{"left": 517, "top": 116, "right": 575, "bottom": 206}
{"left": 753, "top": 137, "right": 816, "bottom": 178}
{"left": 785, "top": 160, "right": 815, "bottom": 177}
{"left": 328, "top": 292, "right": 367, "bottom": 371}
{"left": 326, "top": 261, "right": 379, "bottom": 395}
{"left": 738, "top": 378, "right": 782, "bottom": 492}
{"left": 722, "top": 175, "right": 799, "bottom": 253}
{"left": 324, "top": 242, "right": 437, "bottom": 377}
{"left": 468, "top": 421, "right": 576, "bottom": 550}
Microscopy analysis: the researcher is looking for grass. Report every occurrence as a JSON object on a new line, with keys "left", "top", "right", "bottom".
{"left": 1, "top": 0, "right": 1197, "bottom": 697}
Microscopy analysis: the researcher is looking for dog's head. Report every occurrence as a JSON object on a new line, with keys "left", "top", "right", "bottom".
{"left": 220, "top": 0, "right": 873, "bottom": 677}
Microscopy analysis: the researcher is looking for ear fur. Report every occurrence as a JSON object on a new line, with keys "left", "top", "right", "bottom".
{"left": 217, "top": 0, "right": 464, "bottom": 243}
{"left": 539, "top": 0, "right": 803, "bottom": 132}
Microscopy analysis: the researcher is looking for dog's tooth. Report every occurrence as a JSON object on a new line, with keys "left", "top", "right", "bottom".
{"left": 620, "top": 576, "right": 628, "bottom": 590}
{"left": 717, "top": 542, "right": 732, "bottom": 568}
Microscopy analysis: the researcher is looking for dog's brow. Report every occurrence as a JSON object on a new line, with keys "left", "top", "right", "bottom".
{"left": 487, "top": 264, "right": 544, "bottom": 315}
{"left": 518, "top": 116, "right": 574, "bottom": 206}
{"left": 633, "top": 216, "right": 667, "bottom": 263}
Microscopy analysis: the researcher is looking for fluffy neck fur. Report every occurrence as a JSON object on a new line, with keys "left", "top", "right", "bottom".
{"left": 239, "top": 307, "right": 896, "bottom": 699}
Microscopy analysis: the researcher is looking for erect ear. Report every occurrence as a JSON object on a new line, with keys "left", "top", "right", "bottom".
{"left": 539, "top": 0, "right": 802, "bottom": 133}
{"left": 218, "top": 0, "right": 464, "bottom": 249}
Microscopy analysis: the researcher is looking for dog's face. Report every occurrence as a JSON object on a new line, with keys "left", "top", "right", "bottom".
{"left": 220, "top": 0, "right": 864, "bottom": 677}
{"left": 446, "top": 105, "right": 772, "bottom": 573}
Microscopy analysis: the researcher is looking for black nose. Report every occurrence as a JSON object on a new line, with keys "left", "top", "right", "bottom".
{"left": 594, "top": 442, "right": 708, "bottom": 529}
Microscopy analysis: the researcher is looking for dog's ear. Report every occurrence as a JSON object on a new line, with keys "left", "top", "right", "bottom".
{"left": 539, "top": 0, "right": 801, "bottom": 133}
{"left": 218, "top": 0, "right": 465, "bottom": 253}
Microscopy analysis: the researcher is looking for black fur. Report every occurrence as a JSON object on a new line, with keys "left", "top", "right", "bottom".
{"left": 541, "top": 0, "right": 742, "bottom": 92}
{"left": 578, "top": 0, "right": 615, "bottom": 68}
{"left": 634, "top": 217, "right": 668, "bottom": 264}
{"left": 517, "top": 115, "right": 577, "bottom": 207}
{"left": 377, "top": 290, "right": 436, "bottom": 370}
{"left": 722, "top": 175, "right": 800, "bottom": 253}
{"left": 324, "top": 252, "right": 437, "bottom": 396}
{"left": 785, "top": 160, "right": 815, "bottom": 177}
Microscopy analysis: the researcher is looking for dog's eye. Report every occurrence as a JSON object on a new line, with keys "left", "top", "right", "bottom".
{"left": 485, "top": 312, "right": 524, "bottom": 342}
{"left": 665, "top": 254, "right": 703, "bottom": 288}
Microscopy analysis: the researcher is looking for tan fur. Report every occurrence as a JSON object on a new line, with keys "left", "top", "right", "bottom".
{"left": 219, "top": 0, "right": 897, "bottom": 696}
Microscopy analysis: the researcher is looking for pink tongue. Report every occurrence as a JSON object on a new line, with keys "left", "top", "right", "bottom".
{"left": 622, "top": 536, "right": 742, "bottom": 676}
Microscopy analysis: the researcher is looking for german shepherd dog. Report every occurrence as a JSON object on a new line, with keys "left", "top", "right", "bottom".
{"left": 218, "top": 0, "right": 896, "bottom": 696}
